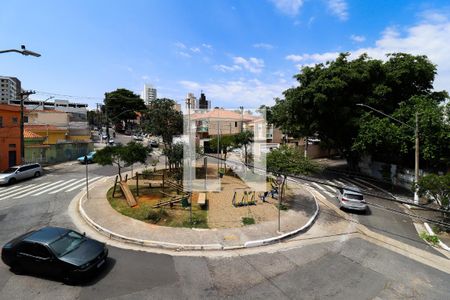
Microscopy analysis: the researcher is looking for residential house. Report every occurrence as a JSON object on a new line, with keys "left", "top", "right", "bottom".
{"left": 0, "top": 104, "right": 21, "bottom": 170}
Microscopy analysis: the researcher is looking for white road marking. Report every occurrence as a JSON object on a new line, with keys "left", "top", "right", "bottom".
{"left": 332, "top": 179, "right": 346, "bottom": 186}
{"left": 66, "top": 176, "right": 102, "bottom": 192}
{"left": 321, "top": 190, "right": 335, "bottom": 198}
{"left": 323, "top": 184, "right": 337, "bottom": 192}
{"left": 13, "top": 180, "right": 65, "bottom": 198}
{"left": 0, "top": 184, "right": 23, "bottom": 193}
{"left": 346, "top": 177, "right": 373, "bottom": 190}
{"left": 0, "top": 183, "right": 43, "bottom": 201}
{"left": 33, "top": 178, "right": 78, "bottom": 196}
{"left": 48, "top": 178, "right": 87, "bottom": 194}
{"left": 311, "top": 182, "right": 326, "bottom": 191}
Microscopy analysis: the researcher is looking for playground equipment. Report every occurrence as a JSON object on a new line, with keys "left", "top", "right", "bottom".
{"left": 232, "top": 189, "right": 256, "bottom": 207}
{"left": 153, "top": 191, "right": 190, "bottom": 208}
{"left": 113, "top": 175, "right": 138, "bottom": 207}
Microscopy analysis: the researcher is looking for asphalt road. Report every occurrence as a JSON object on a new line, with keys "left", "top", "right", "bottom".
{"left": 0, "top": 140, "right": 448, "bottom": 299}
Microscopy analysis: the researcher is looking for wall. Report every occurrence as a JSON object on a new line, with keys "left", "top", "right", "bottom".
{"left": 25, "top": 142, "right": 94, "bottom": 165}
{"left": 0, "top": 106, "right": 21, "bottom": 171}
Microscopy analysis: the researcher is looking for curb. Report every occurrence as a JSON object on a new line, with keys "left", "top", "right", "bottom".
{"left": 76, "top": 175, "right": 320, "bottom": 251}
{"left": 423, "top": 222, "right": 450, "bottom": 252}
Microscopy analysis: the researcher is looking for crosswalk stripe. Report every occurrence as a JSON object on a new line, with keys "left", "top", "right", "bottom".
{"left": 342, "top": 177, "right": 371, "bottom": 190}
{"left": 332, "top": 179, "right": 346, "bottom": 186}
{"left": 0, "top": 183, "right": 42, "bottom": 201}
{"left": 65, "top": 176, "right": 102, "bottom": 192}
{"left": 321, "top": 190, "right": 335, "bottom": 198}
{"left": 48, "top": 178, "right": 87, "bottom": 194}
{"left": 311, "top": 182, "right": 326, "bottom": 191}
{"left": 0, "top": 184, "right": 24, "bottom": 193}
{"left": 33, "top": 179, "right": 78, "bottom": 196}
{"left": 323, "top": 184, "right": 337, "bottom": 192}
{"left": 348, "top": 177, "right": 373, "bottom": 190}
{"left": 13, "top": 180, "right": 65, "bottom": 199}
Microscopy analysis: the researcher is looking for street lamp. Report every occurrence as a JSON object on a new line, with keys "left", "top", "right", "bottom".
{"left": 276, "top": 175, "right": 283, "bottom": 232}
{"left": 185, "top": 97, "right": 193, "bottom": 225}
{"left": 0, "top": 45, "right": 41, "bottom": 57}
{"left": 357, "top": 103, "right": 420, "bottom": 204}
{"left": 1, "top": 45, "right": 41, "bottom": 165}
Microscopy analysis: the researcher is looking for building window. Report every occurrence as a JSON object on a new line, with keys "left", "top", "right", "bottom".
{"left": 23, "top": 116, "right": 28, "bottom": 123}
{"left": 235, "top": 122, "right": 238, "bottom": 127}
{"left": 12, "top": 117, "right": 18, "bottom": 124}
{"left": 0, "top": 116, "right": 2, "bottom": 127}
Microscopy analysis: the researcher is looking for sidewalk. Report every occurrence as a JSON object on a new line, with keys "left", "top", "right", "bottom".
{"left": 76, "top": 172, "right": 319, "bottom": 250}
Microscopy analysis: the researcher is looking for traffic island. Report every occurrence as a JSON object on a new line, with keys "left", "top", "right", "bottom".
{"left": 77, "top": 169, "right": 320, "bottom": 251}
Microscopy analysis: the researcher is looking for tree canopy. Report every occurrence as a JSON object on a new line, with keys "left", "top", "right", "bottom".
{"left": 104, "top": 89, "right": 146, "bottom": 123}
{"left": 95, "top": 141, "right": 149, "bottom": 180}
{"left": 270, "top": 52, "right": 448, "bottom": 169}
{"left": 143, "top": 98, "right": 183, "bottom": 147}
{"left": 417, "top": 173, "right": 450, "bottom": 217}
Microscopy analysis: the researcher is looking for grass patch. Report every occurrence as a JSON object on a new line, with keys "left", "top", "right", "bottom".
{"left": 420, "top": 231, "right": 440, "bottom": 246}
{"left": 242, "top": 217, "right": 255, "bottom": 226}
{"left": 107, "top": 186, "right": 208, "bottom": 228}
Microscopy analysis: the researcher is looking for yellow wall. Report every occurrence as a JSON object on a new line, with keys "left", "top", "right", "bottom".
{"left": 29, "top": 130, "right": 66, "bottom": 144}
{"left": 68, "top": 135, "right": 90, "bottom": 142}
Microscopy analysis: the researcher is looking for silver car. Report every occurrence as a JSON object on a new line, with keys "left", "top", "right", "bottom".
{"left": 0, "top": 163, "right": 43, "bottom": 185}
{"left": 336, "top": 185, "right": 367, "bottom": 212}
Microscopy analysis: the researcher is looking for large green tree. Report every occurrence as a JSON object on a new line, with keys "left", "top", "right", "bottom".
{"left": 143, "top": 98, "right": 183, "bottom": 148}
{"left": 104, "top": 89, "right": 146, "bottom": 124}
{"left": 271, "top": 52, "right": 444, "bottom": 168}
{"left": 234, "top": 130, "right": 254, "bottom": 165}
{"left": 417, "top": 173, "right": 450, "bottom": 220}
{"left": 95, "top": 141, "right": 149, "bottom": 180}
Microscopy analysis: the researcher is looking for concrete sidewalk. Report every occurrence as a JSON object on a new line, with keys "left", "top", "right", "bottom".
{"left": 76, "top": 174, "right": 319, "bottom": 250}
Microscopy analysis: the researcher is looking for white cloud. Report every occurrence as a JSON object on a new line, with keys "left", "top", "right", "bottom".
{"left": 253, "top": 43, "right": 274, "bottom": 50}
{"left": 233, "top": 56, "right": 265, "bottom": 73}
{"left": 190, "top": 47, "right": 200, "bottom": 53}
{"left": 326, "top": 0, "right": 349, "bottom": 21}
{"left": 202, "top": 43, "right": 213, "bottom": 49}
{"left": 176, "top": 51, "right": 191, "bottom": 58}
{"left": 350, "top": 34, "right": 365, "bottom": 43}
{"left": 269, "top": 0, "right": 304, "bottom": 16}
{"left": 174, "top": 42, "right": 186, "bottom": 49}
{"left": 214, "top": 64, "right": 242, "bottom": 72}
{"left": 179, "top": 78, "right": 294, "bottom": 106}
{"left": 285, "top": 12, "right": 450, "bottom": 91}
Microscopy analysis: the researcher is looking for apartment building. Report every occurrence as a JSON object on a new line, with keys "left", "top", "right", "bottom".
{"left": 0, "top": 76, "right": 21, "bottom": 104}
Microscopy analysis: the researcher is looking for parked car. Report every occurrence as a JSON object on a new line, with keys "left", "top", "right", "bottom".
{"left": 336, "top": 186, "right": 367, "bottom": 212}
{"left": 1, "top": 226, "right": 108, "bottom": 283}
{"left": 77, "top": 151, "right": 96, "bottom": 164}
{"left": 0, "top": 163, "right": 43, "bottom": 185}
{"left": 133, "top": 135, "right": 143, "bottom": 141}
{"left": 149, "top": 140, "right": 159, "bottom": 148}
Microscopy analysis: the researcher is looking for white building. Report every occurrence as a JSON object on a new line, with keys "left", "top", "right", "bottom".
{"left": 141, "top": 84, "right": 157, "bottom": 105}
{"left": 0, "top": 76, "right": 21, "bottom": 104}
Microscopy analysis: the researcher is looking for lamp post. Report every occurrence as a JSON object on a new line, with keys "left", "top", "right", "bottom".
{"left": 276, "top": 175, "right": 283, "bottom": 232}
{"left": 1, "top": 45, "right": 41, "bottom": 164}
{"left": 0, "top": 45, "right": 41, "bottom": 57}
{"left": 185, "top": 97, "right": 193, "bottom": 225}
{"left": 357, "top": 103, "right": 420, "bottom": 204}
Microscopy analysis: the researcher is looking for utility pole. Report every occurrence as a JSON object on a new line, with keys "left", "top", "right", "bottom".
{"left": 19, "top": 90, "right": 35, "bottom": 164}
{"left": 414, "top": 111, "right": 419, "bottom": 204}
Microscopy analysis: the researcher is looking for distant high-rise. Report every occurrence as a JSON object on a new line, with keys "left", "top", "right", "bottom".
{"left": 185, "top": 93, "right": 197, "bottom": 110}
{"left": 198, "top": 92, "right": 210, "bottom": 109}
{"left": 0, "top": 76, "right": 21, "bottom": 104}
{"left": 141, "top": 84, "right": 157, "bottom": 105}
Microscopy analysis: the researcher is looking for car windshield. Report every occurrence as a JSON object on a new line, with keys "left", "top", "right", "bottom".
{"left": 49, "top": 231, "right": 85, "bottom": 257}
{"left": 1, "top": 167, "right": 18, "bottom": 174}
{"left": 88, "top": 152, "right": 96, "bottom": 156}
{"left": 344, "top": 193, "right": 364, "bottom": 201}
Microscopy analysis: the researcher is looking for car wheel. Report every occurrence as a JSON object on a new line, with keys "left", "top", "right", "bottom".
{"left": 8, "top": 178, "right": 16, "bottom": 185}
{"left": 11, "top": 262, "right": 25, "bottom": 275}
{"left": 34, "top": 171, "right": 41, "bottom": 177}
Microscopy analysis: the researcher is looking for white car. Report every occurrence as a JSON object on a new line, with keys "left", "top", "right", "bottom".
{"left": 0, "top": 163, "right": 43, "bottom": 185}
{"left": 336, "top": 186, "right": 367, "bottom": 212}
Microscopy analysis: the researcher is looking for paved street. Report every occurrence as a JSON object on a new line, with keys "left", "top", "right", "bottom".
{"left": 0, "top": 147, "right": 448, "bottom": 299}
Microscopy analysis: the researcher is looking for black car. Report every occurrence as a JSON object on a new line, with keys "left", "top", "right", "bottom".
{"left": 1, "top": 227, "right": 108, "bottom": 283}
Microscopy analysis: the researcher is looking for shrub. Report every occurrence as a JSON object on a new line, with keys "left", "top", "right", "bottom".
{"left": 147, "top": 208, "right": 168, "bottom": 224}
{"left": 242, "top": 217, "right": 255, "bottom": 225}
{"left": 419, "top": 231, "right": 440, "bottom": 246}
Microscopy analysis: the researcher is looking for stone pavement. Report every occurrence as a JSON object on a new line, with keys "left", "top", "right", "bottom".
{"left": 77, "top": 171, "right": 319, "bottom": 250}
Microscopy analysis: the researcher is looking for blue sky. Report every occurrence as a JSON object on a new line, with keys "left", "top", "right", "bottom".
{"left": 1, "top": 0, "right": 450, "bottom": 109}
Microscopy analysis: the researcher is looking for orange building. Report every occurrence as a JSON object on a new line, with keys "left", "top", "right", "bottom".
{"left": 0, "top": 104, "right": 22, "bottom": 171}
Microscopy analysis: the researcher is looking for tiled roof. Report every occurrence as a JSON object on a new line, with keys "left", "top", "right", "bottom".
{"left": 25, "top": 125, "right": 66, "bottom": 131}
{"left": 190, "top": 109, "right": 256, "bottom": 121}
{"left": 24, "top": 130, "right": 43, "bottom": 139}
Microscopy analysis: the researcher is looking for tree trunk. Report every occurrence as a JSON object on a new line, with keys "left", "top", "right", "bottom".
{"left": 304, "top": 137, "right": 308, "bottom": 158}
